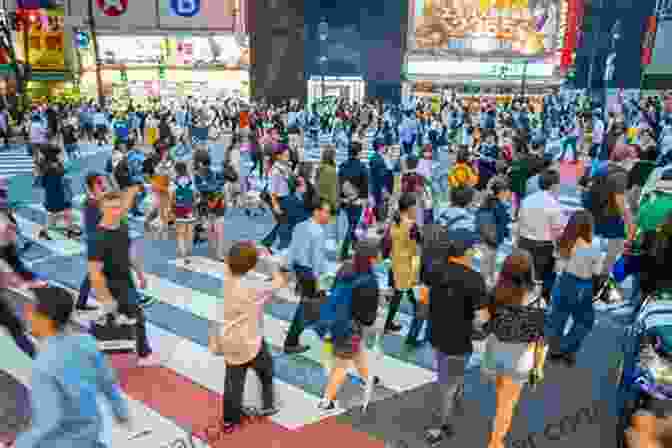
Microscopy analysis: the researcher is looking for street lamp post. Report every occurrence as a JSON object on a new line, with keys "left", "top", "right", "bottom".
{"left": 318, "top": 18, "right": 328, "bottom": 99}
{"left": 521, "top": 60, "right": 529, "bottom": 97}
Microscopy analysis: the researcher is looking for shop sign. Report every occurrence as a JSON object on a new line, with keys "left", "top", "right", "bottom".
{"left": 96, "top": 0, "right": 128, "bottom": 16}
{"left": 406, "top": 60, "right": 554, "bottom": 78}
{"left": 170, "top": 0, "right": 200, "bottom": 17}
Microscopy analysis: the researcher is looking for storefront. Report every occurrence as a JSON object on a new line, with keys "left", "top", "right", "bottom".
{"left": 405, "top": 59, "right": 561, "bottom": 98}
{"left": 77, "top": 35, "right": 249, "bottom": 103}
{"left": 14, "top": 6, "right": 71, "bottom": 102}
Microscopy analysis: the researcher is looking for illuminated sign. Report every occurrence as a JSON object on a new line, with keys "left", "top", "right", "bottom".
{"left": 407, "top": 60, "right": 555, "bottom": 77}
{"left": 411, "top": 0, "right": 559, "bottom": 55}
{"left": 170, "top": 0, "right": 200, "bottom": 17}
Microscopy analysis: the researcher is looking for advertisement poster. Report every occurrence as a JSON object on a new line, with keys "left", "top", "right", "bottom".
{"left": 410, "top": 0, "right": 559, "bottom": 56}
{"left": 16, "top": 8, "right": 65, "bottom": 70}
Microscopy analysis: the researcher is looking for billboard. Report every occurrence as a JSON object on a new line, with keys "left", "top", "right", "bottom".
{"left": 15, "top": 8, "right": 65, "bottom": 71}
{"left": 409, "top": 0, "right": 560, "bottom": 56}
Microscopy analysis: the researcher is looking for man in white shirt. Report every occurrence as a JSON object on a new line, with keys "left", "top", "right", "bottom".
{"left": 517, "top": 169, "right": 566, "bottom": 300}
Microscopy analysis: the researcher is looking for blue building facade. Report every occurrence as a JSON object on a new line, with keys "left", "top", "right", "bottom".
{"left": 304, "top": 0, "right": 408, "bottom": 104}
{"left": 574, "top": 0, "right": 656, "bottom": 90}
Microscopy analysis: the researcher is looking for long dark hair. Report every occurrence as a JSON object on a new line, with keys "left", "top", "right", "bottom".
{"left": 557, "top": 210, "right": 594, "bottom": 259}
{"left": 394, "top": 192, "right": 417, "bottom": 225}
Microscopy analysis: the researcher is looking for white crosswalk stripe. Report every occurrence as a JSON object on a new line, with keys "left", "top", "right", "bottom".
{"left": 0, "top": 144, "right": 112, "bottom": 179}
{"left": 0, "top": 146, "right": 35, "bottom": 177}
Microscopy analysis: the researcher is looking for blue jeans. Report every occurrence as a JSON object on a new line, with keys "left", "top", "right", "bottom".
{"left": 262, "top": 195, "right": 305, "bottom": 250}
{"left": 131, "top": 189, "right": 146, "bottom": 215}
{"left": 77, "top": 275, "right": 91, "bottom": 308}
{"left": 547, "top": 272, "right": 595, "bottom": 355}
{"left": 559, "top": 136, "right": 577, "bottom": 162}
{"left": 340, "top": 204, "right": 363, "bottom": 259}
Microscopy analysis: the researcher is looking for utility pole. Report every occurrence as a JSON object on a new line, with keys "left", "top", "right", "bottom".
{"left": 21, "top": 13, "right": 29, "bottom": 111}
{"left": 87, "top": 0, "right": 103, "bottom": 107}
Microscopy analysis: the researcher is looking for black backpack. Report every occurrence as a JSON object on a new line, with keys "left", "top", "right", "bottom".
{"left": 114, "top": 156, "right": 132, "bottom": 190}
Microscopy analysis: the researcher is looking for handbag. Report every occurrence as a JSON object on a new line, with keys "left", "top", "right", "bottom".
{"left": 529, "top": 337, "right": 549, "bottom": 390}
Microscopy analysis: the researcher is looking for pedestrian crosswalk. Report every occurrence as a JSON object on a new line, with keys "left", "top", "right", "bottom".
{"left": 0, "top": 144, "right": 113, "bottom": 179}
{"left": 0, "top": 147, "right": 34, "bottom": 178}
{"left": 1, "top": 161, "right": 636, "bottom": 448}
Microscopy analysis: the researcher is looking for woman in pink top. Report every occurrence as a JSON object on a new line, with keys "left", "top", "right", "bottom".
{"left": 209, "top": 242, "right": 288, "bottom": 433}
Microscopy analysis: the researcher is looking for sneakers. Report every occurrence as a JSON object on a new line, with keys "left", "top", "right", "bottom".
{"left": 384, "top": 323, "right": 402, "bottom": 333}
{"left": 317, "top": 399, "right": 341, "bottom": 414}
{"left": 424, "top": 424, "right": 455, "bottom": 446}
{"left": 284, "top": 344, "right": 310, "bottom": 355}
{"left": 139, "top": 294, "right": 158, "bottom": 308}
{"left": 137, "top": 352, "right": 161, "bottom": 367}
{"left": 76, "top": 304, "right": 99, "bottom": 312}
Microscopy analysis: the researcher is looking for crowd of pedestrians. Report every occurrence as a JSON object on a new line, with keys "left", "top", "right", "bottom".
{"left": 2, "top": 89, "right": 672, "bottom": 447}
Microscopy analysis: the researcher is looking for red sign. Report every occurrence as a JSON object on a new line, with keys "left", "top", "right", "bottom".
{"left": 96, "top": 0, "right": 128, "bottom": 16}
{"left": 641, "top": 16, "right": 657, "bottom": 66}
{"left": 562, "top": 0, "right": 584, "bottom": 69}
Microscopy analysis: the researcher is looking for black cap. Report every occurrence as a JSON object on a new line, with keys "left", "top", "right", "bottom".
{"left": 34, "top": 286, "right": 73, "bottom": 330}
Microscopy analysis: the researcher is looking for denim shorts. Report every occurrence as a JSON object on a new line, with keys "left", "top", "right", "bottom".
{"left": 482, "top": 335, "right": 535, "bottom": 385}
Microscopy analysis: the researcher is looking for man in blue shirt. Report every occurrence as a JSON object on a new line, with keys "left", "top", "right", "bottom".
{"left": 283, "top": 199, "right": 331, "bottom": 355}
{"left": 15, "top": 287, "right": 133, "bottom": 448}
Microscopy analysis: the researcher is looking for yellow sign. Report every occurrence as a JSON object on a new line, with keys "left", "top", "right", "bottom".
{"left": 17, "top": 9, "right": 65, "bottom": 71}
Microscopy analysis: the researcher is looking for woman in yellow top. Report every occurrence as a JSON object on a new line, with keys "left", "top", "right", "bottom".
{"left": 145, "top": 114, "right": 159, "bottom": 147}
{"left": 150, "top": 143, "right": 174, "bottom": 239}
{"left": 385, "top": 192, "right": 424, "bottom": 345}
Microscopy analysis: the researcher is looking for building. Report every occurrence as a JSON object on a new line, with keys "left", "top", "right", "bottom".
{"left": 66, "top": 0, "right": 250, "bottom": 104}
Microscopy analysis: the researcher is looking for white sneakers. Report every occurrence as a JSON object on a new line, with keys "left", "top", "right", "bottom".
{"left": 317, "top": 398, "right": 341, "bottom": 414}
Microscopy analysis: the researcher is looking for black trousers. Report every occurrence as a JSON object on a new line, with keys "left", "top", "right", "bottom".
{"left": 223, "top": 340, "right": 274, "bottom": 424}
{"left": 0, "top": 294, "right": 36, "bottom": 358}
{"left": 518, "top": 237, "right": 556, "bottom": 297}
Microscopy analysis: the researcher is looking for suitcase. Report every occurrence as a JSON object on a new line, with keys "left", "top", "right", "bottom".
{"left": 90, "top": 313, "right": 136, "bottom": 354}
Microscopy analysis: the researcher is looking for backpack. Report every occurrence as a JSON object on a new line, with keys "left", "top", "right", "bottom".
{"left": 318, "top": 265, "right": 372, "bottom": 339}
{"left": 583, "top": 165, "right": 628, "bottom": 219}
{"left": 402, "top": 172, "right": 424, "bottom": 194}
{"left": 113, "top": 156, "right": 132, "bottom": 190}
{"left": 448, "top": 164, "right": 474, "bottom": 189}
{"left": 174, "top": 179, "right": 194, "bottom": 209}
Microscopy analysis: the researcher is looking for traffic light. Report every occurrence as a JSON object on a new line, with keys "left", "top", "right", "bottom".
{"left": 74, "top": 31, "right": 90, "bottom": 49}
{"left": 120, "top": 70, "right": 127, "bottom": 82}
{"left": 158, "top": 64, "right": 166, "bottom": 79}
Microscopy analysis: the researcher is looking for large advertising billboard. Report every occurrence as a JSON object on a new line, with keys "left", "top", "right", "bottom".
{"left": 15, "top": 8, "right": 66, "bottom": 71}
{"left": 409, "top": 0, "right": 560, "bottom": 56}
